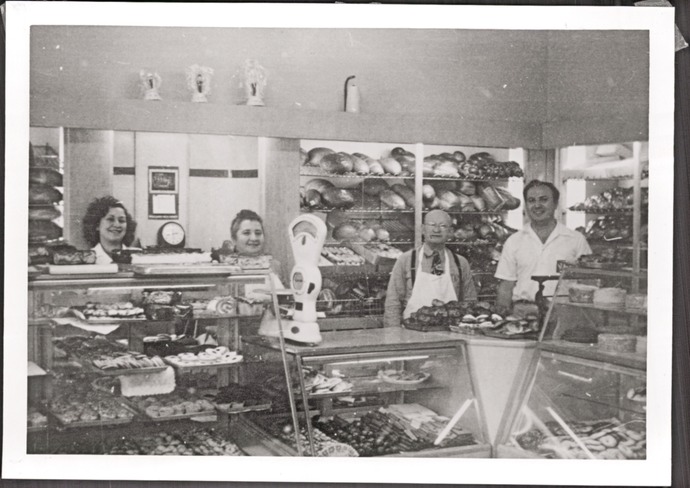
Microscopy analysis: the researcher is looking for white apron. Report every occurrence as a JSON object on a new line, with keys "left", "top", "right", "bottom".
{"left": 403, "top": 248, "right": 458, "bottom": 319}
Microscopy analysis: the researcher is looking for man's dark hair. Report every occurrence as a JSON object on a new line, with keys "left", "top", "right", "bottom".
{"left": 523, "top": 179, "right": 560, "bottom": 204}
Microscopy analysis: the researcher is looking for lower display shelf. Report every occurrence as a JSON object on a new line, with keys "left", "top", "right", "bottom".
{"left": 242, "top": 414, "right": 491, "bottom": 458}
{"left": 541, "top": 340, "right": 646, "bottom": 371}
{"left": 301, "top": 377, "right": 443, "bottom": 400}
{"left": 28, "top": 418, "right": 247, "bottom": 455}
{"left": 215, "top": 402, "right": 273, "bottom": 415}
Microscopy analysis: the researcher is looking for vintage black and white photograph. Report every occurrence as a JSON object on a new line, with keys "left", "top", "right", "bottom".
{"left": 3, "top": 2, "right": 676, "bottom": 485}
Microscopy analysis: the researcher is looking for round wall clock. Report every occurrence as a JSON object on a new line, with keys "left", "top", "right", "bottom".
{"left": 157, "top": 221, "right": 186, "bottom": 248}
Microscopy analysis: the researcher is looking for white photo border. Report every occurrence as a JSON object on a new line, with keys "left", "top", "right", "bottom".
{"left": 4, "top": 2, "right": 675, "bottom": 486}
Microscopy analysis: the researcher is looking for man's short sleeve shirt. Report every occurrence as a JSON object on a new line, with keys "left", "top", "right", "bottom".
{"left": 495, "top": 222, "right": 591, "bottom": 301}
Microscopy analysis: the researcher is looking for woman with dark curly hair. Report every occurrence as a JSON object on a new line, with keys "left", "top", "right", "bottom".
{"left": 82, "top": 196, "right": 138, "bottom": 264}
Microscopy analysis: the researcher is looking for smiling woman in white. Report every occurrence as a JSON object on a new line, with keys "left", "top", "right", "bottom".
{"left": 495, "top": 180, "right": 591, "bottom": 313}
{"left": 82, "top": 196, "right": 139, "bottom": 264}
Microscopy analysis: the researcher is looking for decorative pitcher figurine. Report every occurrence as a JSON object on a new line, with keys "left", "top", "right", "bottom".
{"left": 186, "top": 64, "right": 214, "bottom": 103}
{"left": 140, "top": 70, "right": 162, "bottom": 101}
{"left": 243, "top": 59, "right": 267, "bottom": 106}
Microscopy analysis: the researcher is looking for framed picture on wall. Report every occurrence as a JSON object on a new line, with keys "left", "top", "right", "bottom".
{"left": 148, "top": 166, "right": 179, "bottom": 219}
{"left": 149, "top": 166, "right": 178, "bottom": 193}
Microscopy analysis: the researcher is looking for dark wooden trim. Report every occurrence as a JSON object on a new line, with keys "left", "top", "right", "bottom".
{"left": 231, "top": 169, "right": 258, "bottom": 178}
{"left": 189, "top": 169, "right": 229, "bottom": 178}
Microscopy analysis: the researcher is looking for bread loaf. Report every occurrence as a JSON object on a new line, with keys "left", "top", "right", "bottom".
{"left": 29, "top": 183, "right": 63, "bottom": 204}
{"left": 321, "top": 187, "right": 355, "bottom": 209}
{"left": 28, "top": 205, "right": 62, "bottom": 221}
{"left": 306, "top": 147, "right": 335, "bottom": 167}
{"left": 379, "top": 190, "right": 406, "bottom": 210}
{"left": 29, "top": 167, "right": 63, "bottom": 187}
{"left": 390, "top": 184, "right": 415, "bottom": 208}
{"left": 305, "top": 178, "right": 335, "bottom": 194}
{"left": 53, "top": 249, "right": 97, "bottom": 265}
{"left": 29, "top": 220, "right": 62, "bottom": 241}
{"left": 593, "top": 288, "right": 627, "bottom": 307}
{"left": 320, "top": 152, "right": 353, "bottom": 174}
{"left": 362, "top": 179, "right": 390, "bottom": 197}
{"left": 568, "top": 284, "right": 598, "bottom": 303}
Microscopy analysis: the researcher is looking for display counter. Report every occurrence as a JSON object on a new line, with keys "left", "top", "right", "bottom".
{"left": 430, "top": 333, "right": 538, "bottom": 443}
{"left": 242, "top": 328, "right": 491, "bottom": 457}
{"left": 495, "top": 267, "right": 647, "bottom": 460}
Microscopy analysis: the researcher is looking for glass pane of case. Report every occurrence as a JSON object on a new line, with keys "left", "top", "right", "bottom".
{"left": 541, "top": 267, "right": 647, "bottom": 363}
{"left": 497, "top": 266, "right": 647, "bottom": 460}
{"left": 500, "top": 352, "right": 646, "bottom": 460}
{"left": 242, "top": 334, "right": 489, "bottom": 457}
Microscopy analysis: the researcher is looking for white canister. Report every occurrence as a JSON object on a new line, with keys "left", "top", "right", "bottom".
{"left": 345, "top": 76, "right": 360, "bottom": 113}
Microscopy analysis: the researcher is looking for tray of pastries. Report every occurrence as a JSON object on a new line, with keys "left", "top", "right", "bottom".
{"left": 45, "top": 395, "right": 138, "bottom": 428}
{"left": 163, "top": 347, "right": 243, "bottom": 369}
{"left": 127, "top": 391, "right": 216, "bottom": 421}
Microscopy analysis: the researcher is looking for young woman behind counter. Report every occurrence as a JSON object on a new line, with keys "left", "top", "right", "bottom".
{"left": 82, "top": 196, "right": 139, "bottom": 265}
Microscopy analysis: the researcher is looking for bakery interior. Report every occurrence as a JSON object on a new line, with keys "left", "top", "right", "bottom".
{"left": 25, "top": 25, "right": 650, "bottom": 459}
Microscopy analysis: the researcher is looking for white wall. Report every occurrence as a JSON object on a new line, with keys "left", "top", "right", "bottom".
{"left": 187, "top": 134, "right": 260, "bottom": 250}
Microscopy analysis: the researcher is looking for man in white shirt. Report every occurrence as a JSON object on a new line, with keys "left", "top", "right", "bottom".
{"left": 495, "top": 180, "right": 591, "bottom": 314}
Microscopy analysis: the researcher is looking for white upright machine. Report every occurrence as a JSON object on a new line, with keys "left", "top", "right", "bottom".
{"left": 259, "top": 214, "right": 327, "bottom": 345}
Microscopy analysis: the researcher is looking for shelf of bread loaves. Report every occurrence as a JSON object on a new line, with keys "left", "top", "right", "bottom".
{"left": 300, "top": 146, "right": 523, "bottom": 215}
{"left": 29, "top": 143, "right": 65, "bottom": 245}
{"left": 301, "top": 146, "right": 523, "bottom": 180}
{"left": 569, "top": 187, "right": 648, "bottom": 214}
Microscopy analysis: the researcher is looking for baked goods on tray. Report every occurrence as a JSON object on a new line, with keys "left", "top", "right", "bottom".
{"left": 92, "top": 352, "right": 166, "bottom": 371}
{"left": 164, "top": 346, "right": 242, "bottom": 367}
{"left": 568, "top": 284, "right": 599, "bottom": 304}
{"left": 515, "top": 418, "right": 646, "bottom": 459}
{"left": 107, "top": 428, "right": 245, "bottom": 456}
{"left": 597, "top": 333, "right": 637, "bottom": 353}
{"left": 130, "top": 391, "right": 215, "bottom": 419}
{"left": 218, "top": 253, "right": 272, "bottom": 269}
{"left": 47, "top": 396, "right": 136, "bottom": 425}
{"left": 52, "top": 249, "right": 97, "bottom": 265}
{"left": 79, "top": 302, "right": 146, "bottom": 320}
{"left": 593, "top": 288, "right": 627, "bottom": 308}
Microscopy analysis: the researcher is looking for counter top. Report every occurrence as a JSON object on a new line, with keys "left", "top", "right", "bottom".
{"left": 28, "top": 270, "right": 267, "bottom": 288}
{"left": 243, "top": 327, "right": 467, "bottom": 357}
{"left": 427, "top": 331, "right": 538, "bottom": 349}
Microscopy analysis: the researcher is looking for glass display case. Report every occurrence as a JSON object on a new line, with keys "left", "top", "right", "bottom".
{"left": 26, "top": 271, "right": 282, "bottom": 455}
{"left": 242, "top": 328, "right": 491, "bottom": 457}
{"left": 495, "top": 266, "right": 647, "bottom": 459}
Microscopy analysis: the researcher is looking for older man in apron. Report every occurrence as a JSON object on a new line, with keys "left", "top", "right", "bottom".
{"left": 383, "top": 210, "right": 478, "bottom": 328}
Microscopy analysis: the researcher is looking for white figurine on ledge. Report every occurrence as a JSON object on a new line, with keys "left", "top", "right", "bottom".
{"left": 140, "top": 70, "right": 162, "bottom": 101}
{"left": 243, "top": 59, "right": 267, "bottom": 106}
{"left": 186, "top": 64, "right": 214, "bottom": 103}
